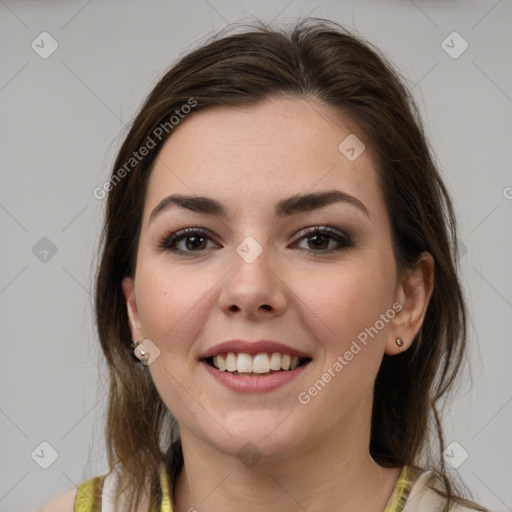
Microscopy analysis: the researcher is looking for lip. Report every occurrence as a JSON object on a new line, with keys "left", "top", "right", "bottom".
{"left": 199, "top": 339, "right": 312, "bottom": 394}
{"left": 200, "top": 359, "right": 311, "bottom": 393}
{"left": 199, "top": 339, "right": 311, "bottom": 359}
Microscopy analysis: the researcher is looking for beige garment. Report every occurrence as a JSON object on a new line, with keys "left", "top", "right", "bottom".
{"left": 403, "top": 471, "right": 484, "bottom": 512}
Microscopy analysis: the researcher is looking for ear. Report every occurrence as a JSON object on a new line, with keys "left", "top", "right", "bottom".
{"left": 122, "top": 276, "right": 143, "bottom": 341}
{"left": 385, "top": 251, "right": 435, "bottom": 355}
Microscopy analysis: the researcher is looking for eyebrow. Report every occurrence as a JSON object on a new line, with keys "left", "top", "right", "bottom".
{"left": 149, "top": 190, "right": 371, "bottom": 223}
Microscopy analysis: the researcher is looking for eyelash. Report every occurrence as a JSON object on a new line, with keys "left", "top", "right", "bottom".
{"left": 157, "top": 226, "right": 353, "bottom": 256}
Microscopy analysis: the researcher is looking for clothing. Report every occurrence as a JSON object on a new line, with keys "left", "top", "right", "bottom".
{"left": 74, "top": 463, "right": 477, "bottom": 512}
{"left": 74, "top": 462, "right": 171, "bottom": 512}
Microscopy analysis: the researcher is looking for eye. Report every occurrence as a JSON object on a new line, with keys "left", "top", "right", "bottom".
{"left": 293, "top": 226, "right": 353, "bottom": 253}
{"left": 158, "top": 225, "right": 353, "bottom": 256}
{"left": 158, "top": 228, "right": 220, "bottom": 254}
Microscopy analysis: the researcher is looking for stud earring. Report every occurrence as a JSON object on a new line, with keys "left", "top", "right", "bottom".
{"left": 395, "top": 337, "right": 405, "bottom": 352}
{"left": 131, "top": 340, "right": 150, "bottom": 364}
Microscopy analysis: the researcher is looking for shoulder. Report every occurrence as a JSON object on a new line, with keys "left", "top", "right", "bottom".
{"left": 38, "top": 488, "right": 77, "bottom": 512}
{"left": 404, "top": 469, "right": 487, "bottom": 512}
{"left": 38, "top": 472, "right": 106, "bottom": 512}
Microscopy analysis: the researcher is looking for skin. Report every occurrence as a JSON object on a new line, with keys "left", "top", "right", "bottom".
{"left": 122, "top": 96, "right": 434, "bottom": 512}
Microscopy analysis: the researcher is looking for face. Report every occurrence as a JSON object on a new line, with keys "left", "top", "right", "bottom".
{"left": 123, "top": 96, "right": 407, "bottom": 462}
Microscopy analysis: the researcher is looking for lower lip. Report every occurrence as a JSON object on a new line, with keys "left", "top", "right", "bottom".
{"left": 200, "top": 360, "right": 310, "bottom": 393}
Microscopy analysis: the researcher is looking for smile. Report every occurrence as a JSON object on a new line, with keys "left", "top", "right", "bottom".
{"left": 206, "top": 352, "right": 311, "bottom": 375}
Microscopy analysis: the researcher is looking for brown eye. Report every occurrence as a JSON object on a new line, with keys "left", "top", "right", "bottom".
{"left": 159, "top": 228, "right": 219, "bottom": 253}
{"left": 294, "top": 226, "right": 353, "bottom": 253}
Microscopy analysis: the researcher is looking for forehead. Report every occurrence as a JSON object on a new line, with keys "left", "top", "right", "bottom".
{"left": 144, "top": 97, "right": 384, "bottom": 220}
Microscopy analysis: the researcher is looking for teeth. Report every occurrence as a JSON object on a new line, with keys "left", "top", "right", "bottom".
{"left": 269, "top": 352, "right": 282, "bottom": 371}
{"left": 253, "top": 353, "right": 270, "bottom": 373}
{"left": 237, "top": 353, "right": 252, "bottom": 373}
{"left": 213, "top": 354, "right": 226, "bottom": 371}
{"left": 210, "top": 352, "right": 306, "bottom": 373}
{"left": 225, "top": 352, "right": 237, "bottom": 372}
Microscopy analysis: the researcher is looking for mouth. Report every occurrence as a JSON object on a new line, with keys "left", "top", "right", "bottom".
{"left": 202, "top": 352, "right": 312, "bottom": 377}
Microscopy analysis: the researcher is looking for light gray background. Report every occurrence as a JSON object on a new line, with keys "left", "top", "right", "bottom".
{"left": 1, "top": 1, "right": 511, "bottom": 511}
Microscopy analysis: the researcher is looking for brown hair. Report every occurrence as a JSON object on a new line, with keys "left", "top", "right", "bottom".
{"left": 94, "top": 18, "right": 487, "bottom": 511}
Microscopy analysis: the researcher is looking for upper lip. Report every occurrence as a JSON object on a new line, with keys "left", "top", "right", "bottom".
{"left": 199, "top": 339, "right": 311, "bottom": 360}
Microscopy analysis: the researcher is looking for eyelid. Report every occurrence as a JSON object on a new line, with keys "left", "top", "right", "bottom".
{"left": 157, "top": 224, "right": 353, "bottom": 255}
{"left": 293, "top": 225, "right": 351, "bottom": 242}
{"left": 291, "top": 225, "right": 353, "bottom": 252}
{"left": 157, "top": 227, "right": 221, "bottom": 252}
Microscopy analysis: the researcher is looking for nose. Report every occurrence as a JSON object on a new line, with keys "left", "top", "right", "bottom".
{"left": 218, "top": 247, "right": 287, "bottom": 320}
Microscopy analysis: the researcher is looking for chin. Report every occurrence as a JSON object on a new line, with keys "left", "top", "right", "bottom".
{"left": 198, "top": 410, "right": 308, "bottom": 463}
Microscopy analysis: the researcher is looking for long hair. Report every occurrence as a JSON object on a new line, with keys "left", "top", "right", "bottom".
{"left": 94, "top": 18, "right": 487, "bottom": 511}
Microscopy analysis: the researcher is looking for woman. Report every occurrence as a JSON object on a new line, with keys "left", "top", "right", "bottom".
{"left": 41, "top": 18, "right": 489, "bottom": 512}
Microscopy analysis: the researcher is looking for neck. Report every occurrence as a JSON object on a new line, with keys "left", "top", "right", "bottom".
{"left": 171, "top": 394, "right": 402, "bottom": 512}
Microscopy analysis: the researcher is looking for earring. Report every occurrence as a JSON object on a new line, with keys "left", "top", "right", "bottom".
{"left": 131, "top": 340, "right": 150, "bottom": 364}
{"left": 395, "top": 337, "right": 405, "bottom": 352}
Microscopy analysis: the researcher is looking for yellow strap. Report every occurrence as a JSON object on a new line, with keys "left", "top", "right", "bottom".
{"left": 74, "top": 475, "right": 104, "bottom": 512}
{"left": 383, "top": 465, "right": 424, "bottom": 512}
{"left": 159, "top": 461, "right": 173, "bottom": 512}
{"left": 75, "top": 464, "right": 172, "bottom": 511}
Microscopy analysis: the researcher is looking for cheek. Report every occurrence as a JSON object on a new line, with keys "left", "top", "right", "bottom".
{"left": 134, "top": 262, "right": 212, "bottom": 353}
{"left": 298, "top": 258, "right": 394, "bottom": 353}
{"left": 305, "top": 260, "right": 379, "bottom": 312}
{"left": 134, "top": 263, "right": 213, "bottom": 416}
